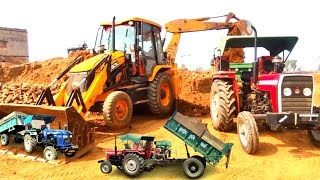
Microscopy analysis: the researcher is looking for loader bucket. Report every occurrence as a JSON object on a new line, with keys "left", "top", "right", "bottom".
{"left": 0, "top": 104, "right": 94, "bottom": 150}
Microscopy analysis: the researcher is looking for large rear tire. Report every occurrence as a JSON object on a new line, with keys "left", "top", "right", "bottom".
{"left": 237, "top": 111, "right": 259, "bottom": 154}
{"left": 147, "top": 72, "right": 174, "bottom": 117}
{"left": 210, "top": 79, "right": 236, "bottom": 131}
{"left": 309, "top": 130, "right": 320, "bottom": 148}
{"left": 24, "top": 134, "right": 37, "bottom": 153}
{"left": 103, "top": 91, "right": 133, "bottom": 128}
{"left": 0, "top": 134, "right": 9, "bottom": 146}
{"left": 122, "top": 153, "right": 144, "bottom": 177}
{"left": 183, "top": 157, "right": 205, "bottom": 179}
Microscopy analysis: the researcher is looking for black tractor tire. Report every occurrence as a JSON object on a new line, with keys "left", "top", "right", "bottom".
{"left": 183, "top": 157, "right": 205, "bottom": 179}
{"left": 65, "top": 152, "right": 76, "bottom": 158}
{"left": 103, "top": 91, "right": 133, "bottom": 128}
{"left": 122, "top": 153, "right": 144, "bottom": 177}
{"left": 100, "top": 161, "right": 113, "bottom": 174}
{"left": 210, "top": 79, "right": 237, "bottom": 132}
{"left": 308, "top": 130, "right": 320, "bottom": 148}
{"left": 237, "top": 111, "right": 259, "bottom": 154}
{"left": 192, "top": 155, "right": 206, "bottom": 169}
{"left": 24, "top": 134, "right": 37, "bottom": 153}
{"left": 147, "top": 72, "right": 175, "bottom": 117}
{"left": 0, "top": 134, "right": 9, "bottom": 146}
{"left": 43, "top": 146, "right": 58, "bottom": 161}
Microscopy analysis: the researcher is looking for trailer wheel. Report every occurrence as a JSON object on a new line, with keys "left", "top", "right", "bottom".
{"left": 147, "top": 72, "right": 174, "bottom": 117}
{"left": 103, "top": 91, "right": 133, "bottom": 128}
{"left": 43, "top": 146, "right": 58, "bottom": 161}
{"left": 210, "top": 79, "right": 236, "bottom": 132}
{"left": 100, "top": 161, "right": 112, "bottom": 174}
{"left": 308, "top": 130, "right": 320, "bottom": 148}
{"left": 183, "top": 157, "right": 205, "bottom": 179}
{"left": 65, "top": 152, "right": 76, "bottom": 158}
{"left": 192, "top": 155, "right": 206, "bottom": 168}
{"left": 237, "top": 111, "right": 259, "bottom": 154}
{"left": 24, "top": 134, "right": 37, "bottom": 153}
{"left": 0, "top": 134, "right": 9, "bottom": 146}
{"left": 122, "top": 153, "right": 144, "bottom": 177}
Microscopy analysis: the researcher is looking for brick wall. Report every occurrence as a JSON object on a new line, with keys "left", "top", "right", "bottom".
{"left": 0, "top": 27, "right": 29, "bottom": 64}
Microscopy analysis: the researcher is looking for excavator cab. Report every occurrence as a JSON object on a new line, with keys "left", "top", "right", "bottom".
{"left": 95, "top": 18, "right": 166, "bottom": 79}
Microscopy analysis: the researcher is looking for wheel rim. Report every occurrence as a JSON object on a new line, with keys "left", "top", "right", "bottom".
{"left": 25, "top": 137, "right": 31, "bottom": 150}
{"left": 115, "top": 100, "right": 128, "bottom": 121}
{"left": 160, "top": 82, "right": 170, "bottom": 106}
{"left": 188, "top": 162, "right": 199, "bottom": 173}
{"left": 102, "top": 164, "right": 110, "bottom": 173}
{"left": 239, "top": 120, "right": 249, "bottom": 147}
{"left": 211, "top": 93, "right": 219, "bottom": 121}
{"left": 46, "top": 149, "right": 53, "bottom": 160}
{"left": 311, "top": 130, "right": 320, "bottom": 141}
{"left": 126, "top": 159, "right": 137, "bottom": 172}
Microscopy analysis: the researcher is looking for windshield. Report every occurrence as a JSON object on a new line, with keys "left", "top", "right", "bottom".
{"left": 97, "top": 25, "right": 135, "bottom": 53}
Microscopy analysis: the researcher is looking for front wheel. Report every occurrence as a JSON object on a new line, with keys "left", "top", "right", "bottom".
{"left": 0, "top": 134, "right": 9, "bottom": 146}
{"left": 100, "top": 161, "right": 112, "bottom": 174}
{"left": 103, "top": 91, "right": 133, "bottom": 128}
{"left": 237, "top": 111, "right": 259, "bottom": 154}
{"left": 43, "top": 146, "right": 58, "bottom": 161}
{"left": 309, "top": 130, "right": 320, "bottom": 147}
{"left": 183, "top": 157, "right": 205, "bottom": 179}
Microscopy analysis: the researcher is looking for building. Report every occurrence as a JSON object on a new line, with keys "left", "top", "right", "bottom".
{"left": 0, "top": 27, "right": 29, "bottom": 64}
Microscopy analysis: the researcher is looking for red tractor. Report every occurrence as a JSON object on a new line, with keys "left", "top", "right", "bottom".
{"left": 98, "top": 134, "right": 171, "bottom": 177}
{"left": 210, "top": 33, "right": 320, "bottom": 154}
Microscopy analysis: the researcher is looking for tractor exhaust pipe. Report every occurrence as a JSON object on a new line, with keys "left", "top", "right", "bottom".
{"left": 251, "top": 25, "right": 258, "bottom": 88}
{"left": 112, "top": 16, "right": 116, "bottom": 53}
{"left": 114, "top": 134, "right": 117, "bottom": 157}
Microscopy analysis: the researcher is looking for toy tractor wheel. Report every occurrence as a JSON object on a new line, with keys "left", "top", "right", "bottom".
{"left": 237, "top": 111, "right": 259, "bottom": 154}
{"left": 147, "top": 72, "right": 175, "bottom": 117}
{"left": 43, "top": 146, "right": 58, "bottom": 161}
{"left": 122, "top": 153, "right": 144, "bottom": 177}
{"left": 0, "top": 134, "right": 9, "bottom": 146}
{"left": 210, "top": 79, "right": 236, "bottom": 132}
{"left": 103, "top": 91, "right": 133, "bottom": 128}
{"left": 24, "top": 134, "right": 37, "bottom": 153}
{"left": 100, "top": 161, "right": 112, "bottom": 174}
{"left": 183, "top": 157, "right": 205, "bottom": 179}
{"left": 308, "top": 130, "right": 320, "bottom": 148}
{"left": 65, "top": 152, "right": 76, "bottom": 158}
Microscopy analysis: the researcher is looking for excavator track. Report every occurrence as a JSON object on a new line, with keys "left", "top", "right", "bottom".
{"left": 0, "top": 104, "right": 94, "bottom": 164}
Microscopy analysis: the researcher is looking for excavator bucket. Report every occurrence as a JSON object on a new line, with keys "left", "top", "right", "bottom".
{"left": 0, "top": 104, "right": 94, "bottom": 161}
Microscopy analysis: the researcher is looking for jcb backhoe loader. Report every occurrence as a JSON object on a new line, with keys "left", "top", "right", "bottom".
{"left": 0, "top": 13, "right": 251, "bottom": 155}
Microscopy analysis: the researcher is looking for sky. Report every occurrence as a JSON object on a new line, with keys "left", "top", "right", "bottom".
{"left": 1, "top": 0, "right": 320, "bottom": 71}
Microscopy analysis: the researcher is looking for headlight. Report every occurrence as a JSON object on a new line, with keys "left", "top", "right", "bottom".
{"left": 70, "top": 135, "right": 72, "bottom": 138}
{"left": 63, "top": 135, "right": 68, "bottom": 139}
{"left": 303, "top": 88, "right": 312, "bottom": 96}
{"left": 283, "top": 88, "right": 292, "bottom": 96}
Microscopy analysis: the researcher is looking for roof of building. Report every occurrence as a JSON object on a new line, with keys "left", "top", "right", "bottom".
{"left": 0, "top": 27, "right": 27, "bottom": 32}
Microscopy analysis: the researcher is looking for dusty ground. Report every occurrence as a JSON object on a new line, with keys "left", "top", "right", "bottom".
{"left": 1, "top": 113, "right": 320, "bottom": 180}
{"left": 0, "top": 55, "right": 320, "bottom": 179}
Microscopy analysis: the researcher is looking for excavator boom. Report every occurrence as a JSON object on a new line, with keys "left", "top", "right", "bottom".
{"left": 164, "top": 12, "right": 252, "bottom": 64}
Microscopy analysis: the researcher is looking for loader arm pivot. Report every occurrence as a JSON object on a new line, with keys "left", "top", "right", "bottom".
{"left": 164, "top": 12, "right": 251, "bottom": 64}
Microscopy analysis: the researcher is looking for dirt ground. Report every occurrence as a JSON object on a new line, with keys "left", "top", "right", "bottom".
{"left": 1, "top": 113, "right": 320, "bottom": 180}
{"left": 0, "top": 55, "right": 320, "bottom": 179}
